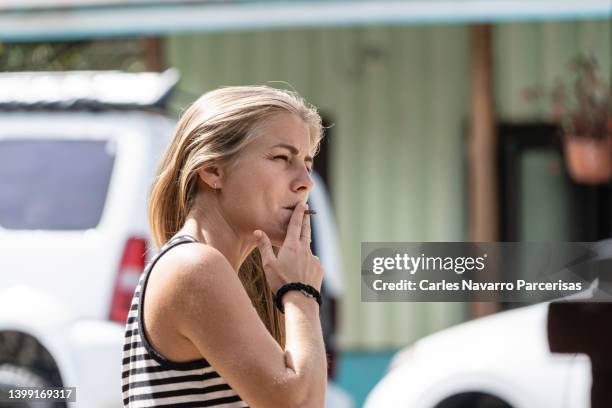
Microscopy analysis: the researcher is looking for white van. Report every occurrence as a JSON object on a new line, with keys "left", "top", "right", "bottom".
{"left": 0, "top": 70, "right": 352, "bottom": 408}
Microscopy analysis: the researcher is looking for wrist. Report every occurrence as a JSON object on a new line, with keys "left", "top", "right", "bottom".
{"left": 274, "top": 282, "right": 322, "bottom": 313}
{"left": 282, "top": 290, "right": 316, "bottom": 304}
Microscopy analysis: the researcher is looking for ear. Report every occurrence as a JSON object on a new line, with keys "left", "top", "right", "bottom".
{"left": 196, "top": 164, "right": 224, "bottom": 190}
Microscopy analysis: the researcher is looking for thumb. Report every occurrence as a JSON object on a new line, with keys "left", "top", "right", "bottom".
{"left": 254, "top": 230, "right": 275, "bottom": 266}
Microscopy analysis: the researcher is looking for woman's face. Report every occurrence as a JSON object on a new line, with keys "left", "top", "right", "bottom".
{"left": 218, "top": 112, "right": 315, "bottom": 246}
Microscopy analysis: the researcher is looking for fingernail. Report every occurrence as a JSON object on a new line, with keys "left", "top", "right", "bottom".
{"left": 254, "top": 230, "right": 261, "bottom": 239}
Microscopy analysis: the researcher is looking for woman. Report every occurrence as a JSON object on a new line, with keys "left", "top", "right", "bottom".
{"left": 121, "top": 86, "right": 327, "bottom": 407}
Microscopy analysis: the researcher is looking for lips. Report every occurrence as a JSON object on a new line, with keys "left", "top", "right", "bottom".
{"left": 283, "top": 202, "right": 302, "bottom": 211}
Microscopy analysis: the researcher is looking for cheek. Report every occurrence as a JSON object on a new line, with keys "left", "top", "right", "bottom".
{"left": 221, "top": 179, "right": 279, "bottom": 224}
{"left": 221, "top": 160, "right": 289, "bottom": 227}
{"left": 223, "top": 171, "right": 263, "bottom": 202}
{"left": 231, "top": 166, "right": 272, "bottom": 193}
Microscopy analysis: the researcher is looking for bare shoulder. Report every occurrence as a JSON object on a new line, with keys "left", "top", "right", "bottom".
{"left": 148, "top": 241, "right": 251, "bottom": 338}
{"left": 154, "top": 242, "right": 236, "bottom": 294}
{"left": 142, "top": 242, "right": 249, "bottom": 363}
{"left": 157, "top": 241, "right": 232, "bottom": 273}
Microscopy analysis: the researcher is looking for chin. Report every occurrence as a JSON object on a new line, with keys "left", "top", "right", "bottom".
{"left": 267, "top": 225, "right": 287, "bottom": 247}
{"left": 269, "top": 233, "right": 284, "bottom": 247}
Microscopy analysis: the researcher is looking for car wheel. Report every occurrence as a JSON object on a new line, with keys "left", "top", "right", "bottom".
{"left": 0, "top": 364, "right": 63, "bottom": 408}
{"left": 435, "top": 392, "right": 512, "bottom": 408}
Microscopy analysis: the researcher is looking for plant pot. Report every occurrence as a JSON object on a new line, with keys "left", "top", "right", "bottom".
{"left": 563, "top": 136, "right": 612, "bottom": 185}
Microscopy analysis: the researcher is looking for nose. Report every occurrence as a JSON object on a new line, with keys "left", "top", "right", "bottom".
{"left": 291, "top": 167, "right": 314, "bottom": 193}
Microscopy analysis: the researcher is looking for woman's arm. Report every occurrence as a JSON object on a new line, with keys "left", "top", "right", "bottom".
{"left": 283, "top": 291, "right": 328, "bottom": 407}
{"left": 161, "top": 244, "right": 326, "bottom": 408}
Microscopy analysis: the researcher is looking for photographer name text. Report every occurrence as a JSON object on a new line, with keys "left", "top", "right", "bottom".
{"left": 372, "top": 279, "right": 582, "bottom": 292}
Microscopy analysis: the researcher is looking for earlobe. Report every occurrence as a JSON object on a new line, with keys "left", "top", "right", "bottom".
{"left": 197, "top": 166, "right": 222, "bottom": 190}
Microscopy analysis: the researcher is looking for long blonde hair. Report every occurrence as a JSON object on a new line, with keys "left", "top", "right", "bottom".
{"left": 148, "top": 86, "right": 323, "bottom": 347}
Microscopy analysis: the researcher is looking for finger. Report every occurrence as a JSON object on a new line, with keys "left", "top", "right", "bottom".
{"left": 300, "top": 204, "right": 312, "bottom": 244}
{"left": 285, "top": 202, "right": 306, "bottom": 246}
{"left": 254, "top": 230, "right": 275, "bottom": 265}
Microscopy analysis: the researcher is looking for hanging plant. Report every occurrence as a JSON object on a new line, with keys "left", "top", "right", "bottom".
{"left": 523, "top": 54, "right": 611, "bottom": 185}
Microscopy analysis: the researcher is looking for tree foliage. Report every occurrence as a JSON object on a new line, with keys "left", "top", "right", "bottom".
{"left": 0, "top": 39, "right": 148, "bottom": 72}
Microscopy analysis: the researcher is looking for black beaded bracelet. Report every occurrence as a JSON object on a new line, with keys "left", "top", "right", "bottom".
{"left": 274, "top": 282, "right": 322, "bottom": 314}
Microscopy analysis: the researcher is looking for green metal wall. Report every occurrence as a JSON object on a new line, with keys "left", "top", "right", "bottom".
{"left": 166, "top": 19, "right": 610, "bottom": 349}
{"left": 496, "top": 21, "right": 610, "bottom": 242}
{"left": 496, "top": 21, "right": 610, "bottom": 120}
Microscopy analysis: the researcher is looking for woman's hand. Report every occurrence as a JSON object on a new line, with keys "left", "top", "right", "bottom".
{"left": 253, "top": 202, "right": 323, "bottom": 294}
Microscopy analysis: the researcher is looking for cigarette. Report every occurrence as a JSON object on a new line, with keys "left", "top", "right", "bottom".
{"left": 304, "top": 210, "right": 317, "bottom": 215}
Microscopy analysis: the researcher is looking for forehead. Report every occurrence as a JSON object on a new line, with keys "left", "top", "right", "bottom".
{"left": 251, "top": 113, "right": 312, "bottom": 153}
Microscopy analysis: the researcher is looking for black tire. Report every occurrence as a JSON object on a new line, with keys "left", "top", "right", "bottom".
{"left": 435, "top": 392, "right": 512, "bottom": 408}
{"left": 0, "top": 364, "right": 61, "bottom": 408}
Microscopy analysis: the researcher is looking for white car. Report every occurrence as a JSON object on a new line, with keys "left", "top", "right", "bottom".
{"left": 364, "top": 301, "right": 593, "bottom": 408}
{"left": 0, "top": 70, "right": 352, "bottom": 408}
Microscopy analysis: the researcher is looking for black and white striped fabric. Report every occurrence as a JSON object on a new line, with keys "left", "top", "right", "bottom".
{"left": 122, "top": 235, "right": 249, "bottom": 407}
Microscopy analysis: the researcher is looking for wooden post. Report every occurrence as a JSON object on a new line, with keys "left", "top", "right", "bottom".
{"left": 468, "top": 24, "right": 499, "bottom": 318}
{"left": 144, "top": 37, "right": 164, "bottom": 72}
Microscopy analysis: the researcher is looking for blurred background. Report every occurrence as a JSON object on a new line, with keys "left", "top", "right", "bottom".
{"left": 0, "top": 1, "right": 610, "bottom": 407}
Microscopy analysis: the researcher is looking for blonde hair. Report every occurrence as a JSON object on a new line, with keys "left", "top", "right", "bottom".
{"left": 148, "top": 85, "right": 323, "bottom": 346}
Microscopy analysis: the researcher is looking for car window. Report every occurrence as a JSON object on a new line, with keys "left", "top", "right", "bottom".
{"left": 0, "top": 138, "right": 115, "bottom": 230}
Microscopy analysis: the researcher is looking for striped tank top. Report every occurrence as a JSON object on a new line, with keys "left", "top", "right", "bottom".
{"left": 122, "top": 235, "right": 249, "bottom": 407}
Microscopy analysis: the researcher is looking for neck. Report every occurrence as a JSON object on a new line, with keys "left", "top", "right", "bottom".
{"left": 180, "top": 192, "right": 256, "bottom": 272}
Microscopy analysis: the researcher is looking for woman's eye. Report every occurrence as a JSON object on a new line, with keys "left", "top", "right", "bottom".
{"left": 273, "top": 155, "right": 311, "bottom": 173}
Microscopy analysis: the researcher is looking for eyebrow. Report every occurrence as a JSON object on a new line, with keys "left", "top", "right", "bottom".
{"left": 272, "top": 143, "right": 313, "bottom": 163}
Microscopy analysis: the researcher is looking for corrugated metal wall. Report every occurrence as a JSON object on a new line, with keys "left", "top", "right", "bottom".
{"left": 496, "top": 21, "right": 610, "bottom": 120}
{"left": 496, "top": 21, "right": 610, "bottom": 243}
{"left": 166, "top": 19, "right": 610, "bottom": 349}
